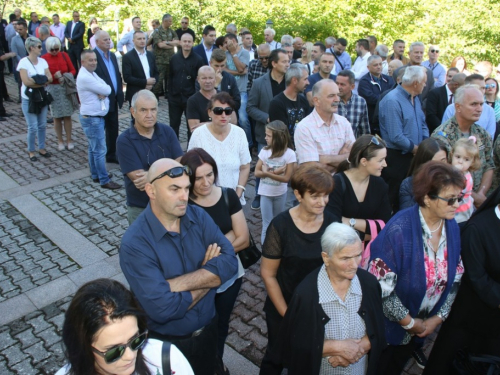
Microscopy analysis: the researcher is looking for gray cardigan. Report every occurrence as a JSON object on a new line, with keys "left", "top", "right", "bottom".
{"left": 247, "top": 72, "right": 273, "bottom": 145}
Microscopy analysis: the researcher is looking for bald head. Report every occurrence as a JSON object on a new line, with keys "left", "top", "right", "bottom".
{"left": 257, "top": 43, "right": 271, "bottom": 54}
{"left": 388, "top": 59, "right": 403, "bottom": 77}
{"left": 147, "top": 159, "right": 182, "bottom": 183}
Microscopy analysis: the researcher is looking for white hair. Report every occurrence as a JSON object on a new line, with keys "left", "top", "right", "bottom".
{"left": 454, "top": 84, "right": 482, "bottom": 105}
{"left": 375, "top": 44, "right": 388, "bottom": 57}
{"left": 45, "top": 36, "right": 61, "bottom": 51}
{"left": 265, "top": 28, "right": 276, "bottom": 37}
{"left": 402, "top": 66, "right": 426, "bottom": 85}
{"left": 281, "top": 34, "right": 292, "bottom": 45}
{"left": 131, "top": 90, "right": 158, "bottom": 109}
{"left": 409, "top": 41, "right": 425, "bottom": 53}
{"left": 321, "top": 223, "right": 361, "bottom": 257}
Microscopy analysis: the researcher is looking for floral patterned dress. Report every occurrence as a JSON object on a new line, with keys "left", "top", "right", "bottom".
{"left": 369, "top": 209, "right": 464, "bottom": 344}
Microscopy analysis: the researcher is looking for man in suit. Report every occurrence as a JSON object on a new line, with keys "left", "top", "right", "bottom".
{"left": 193, "top": 25, "right": 217, "bottom": 66}
{"left": 65, "top": 11, "right": 85, "bottom": 70}
{"left": 426, "top": 72, "right": 466, "bottom": 133}
{"left": 122, "top": 31, "right": 159, "bottom": 106}
{"left": 94, "top": 30, "right": 125, "bottom": 164}
{"left": 247, "top": 48, "right": 289, "bottom": 210}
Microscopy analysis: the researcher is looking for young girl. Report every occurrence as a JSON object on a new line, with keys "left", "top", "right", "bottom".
{"left": 255, "top": 121, "right": 297, "bottom": 244}
{"left": 451, "top": 137, "right": 481, "bottom": 224}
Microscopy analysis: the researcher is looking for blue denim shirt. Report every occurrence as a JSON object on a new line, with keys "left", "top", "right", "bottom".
{"left": 120, "top": 204, "right": 238, "bottom": 336}
{"left": 379, "top": 85, "right": 429, "bottom": 153}
{"left": 95, "top": 46, "right": 118, "bottom": 93}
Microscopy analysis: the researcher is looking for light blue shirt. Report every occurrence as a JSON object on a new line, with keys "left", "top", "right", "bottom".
{"left": 329, "top": 49, "right": 352, "bottom": 74}
{"left": 422, "top": 60, "right": 446, "bottom": 88}
{"left": 442, "top": 102, "right": 496, "bottom": 140}
{"left": 117, "top": 30, "right": 147, "bottom": 53}
{"left": 94, "top": 46, "right": 118, "bottom": 93}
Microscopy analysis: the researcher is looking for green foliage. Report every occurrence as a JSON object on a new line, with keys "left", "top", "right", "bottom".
{"left": 10, "top": 0, "right": 500, "bottom": 67}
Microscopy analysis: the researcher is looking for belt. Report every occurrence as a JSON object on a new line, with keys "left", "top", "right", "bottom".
{"left": 82, "top": 115, "right": 104, "bottom": 118}
{"left": 149, "top": 315, "right": 217, "bottom": 341}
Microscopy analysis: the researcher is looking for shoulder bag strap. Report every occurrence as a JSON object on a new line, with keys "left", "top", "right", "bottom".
{"left": 161, "top": 341, "right": 171, "bottom": 374}
{"left": 331, "top": 49, "right": 344, "bottom": 71}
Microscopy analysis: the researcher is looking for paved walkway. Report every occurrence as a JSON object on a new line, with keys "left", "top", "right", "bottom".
{"left": 0, "top": 74, "right": 425, "bottom": 374}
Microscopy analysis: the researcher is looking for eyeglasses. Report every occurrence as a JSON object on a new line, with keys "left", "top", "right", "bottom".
{"left": 181, "top": 22, "right": 188, "bottom": 24}
{"left": 92, "top": 331, "right": 148, "bottom": 364}
{"left": 146, "top": 145, "right": 166, "bottom": 167}
{"left": 150, "top": 166, "right": 192, "bottom": 184}
{"left": 258, "top": 56, "right": 269, "bottom": 60}
{"left": 430, "top": 194, "right": 464, "bottom": 206}
{"left": 212, "top": 107, "right": 233, "bottom": 115}
{"left": 485, "top": 83, "right": 497, "bottom": 89}
{"left": 50, "top": 48, "right": 60, "bottom": 52}
{"left": 430, "top": 49, "right": 440, "bottom": 53}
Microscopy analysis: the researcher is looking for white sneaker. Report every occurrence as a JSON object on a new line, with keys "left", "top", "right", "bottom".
{"left": 58, "top": 143, "right": 65, "bottom": 151}
{"left": 67, "top": 143, "right": 75, "bottom": 150}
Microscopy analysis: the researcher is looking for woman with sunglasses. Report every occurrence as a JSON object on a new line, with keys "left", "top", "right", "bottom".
{"left": 41, "top": 36, "right": 76, "bottom": 151}
{"left": 18, "top": 36, "right": 53, "bottom": 162}
{"left": 298, "top": 42, "right": 314, "bottom": 75}
{"left": 188, "top": 92, "right": 251, "bottom": 205}
{"left": 485, "top": 77, "right": 500, "bottom": 140}
{"left": 56, "top": 278, "right": 193, "bottom": 375}
{"left": 368, "top": 161, "right": 465, "bottom": 374}
{"left": 326, "top": 135, "right": 391, "bottom": 268}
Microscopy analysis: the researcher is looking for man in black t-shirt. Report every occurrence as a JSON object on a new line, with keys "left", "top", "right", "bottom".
{"left": 269, "top": 63, "right": 311, "bottom": 143}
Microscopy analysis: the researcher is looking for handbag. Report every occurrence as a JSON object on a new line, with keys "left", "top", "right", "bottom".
{"left": 452, "top": 349, "right": 500, "bottom": 375}
{"left": 161, "top": 340, "right": 171, "bottom": 373}
{"left": 359, "top": 219, "right": 385, "bottom": 270}
{"left": 221, "top": 187, "right": 262, "bottom": 269}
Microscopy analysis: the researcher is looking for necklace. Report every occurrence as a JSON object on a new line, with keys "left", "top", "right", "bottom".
{"left": 428, "top": 219, "right": 443, "bottom": 238}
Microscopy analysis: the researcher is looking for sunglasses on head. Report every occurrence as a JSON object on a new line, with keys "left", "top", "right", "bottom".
{"left": 430, "top": 194, "right": 464, "bottom": 206}
{"left": 92, "top": 331, "right": 148, "bottom": 364}
{"left": 430, "top": 49, "right": 440, "bottom": 53}
{"left": 212, "top": 107, "right": 233, "bottom": 115}
{"left": 150, "top": 165, "right": 192, "bottom": 184}
{"left": 485, "top": 83, "right": 497, "bottom": 89}
{"left": 50, "top": 48, "right": 60, "bottom": 52}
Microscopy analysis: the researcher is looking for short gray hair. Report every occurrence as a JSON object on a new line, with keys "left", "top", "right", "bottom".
{"left": 131, "top": 90, "right": 158, "bottom": 109}
{"left": 265, "top": 28, "right": 276, "bottom": 37}
{"left": 454, "top": 84, "right": 482, "bottom": 105}
{"left": 226, "top": 23, "right": 237, "bottom": 34}
{"left": 281, "top": 34, "right": 292, "bottom": 45}
{"left": 45, "top": 36, "right": 61, "bottom": 51}
{"left": 312, "top": 78, "right": 335, "bottom": 99}
{"left": 325, "top": 36, "right": 336, "bottom": 46}
{"left": 25, "top": 36, "right": 41, "bottom": 53}
{"left": 285, "top": 63, "right": 308, "bottom": 86}
{"left": 402, "top": 66, "right": 426, "bottom": 85}
{"left": 367, "top": 55, "right": 382, "bottom": 64}
{"left": 409, "top": 41, "right": 425, "bottom": 53}
{"left": 38, "top": 25, "right": 50, "bottom": 36}
{"left": 375, "top": 44, "right": 388, "bottom": 57}
{"left": 94, "top": 30, "right": 108, "bottom": 41}
{"left": 321, "top": 223, "right": 361, "bottom": 257}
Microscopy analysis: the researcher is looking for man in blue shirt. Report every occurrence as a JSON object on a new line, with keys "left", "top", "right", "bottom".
{"left": 116, "top": 90, "right": 183, "bottom": 224}
{"left": 120, "top": 158, "right": 238, "bottom": 375}
{"left": 329, "top": 38, "right": 351, "bottom": 75}
{"left": 305, "top": 52, "right": 336, "bottom": 106}
{"left": 422, "top": 45, "right": 446, "bottom": 88}
{"left": 379, "top": 65, "right": 429, "bottom": 211}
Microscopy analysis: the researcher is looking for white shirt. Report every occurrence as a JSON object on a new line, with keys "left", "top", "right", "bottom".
{"left": 55, "top": 339, "right": 194, "bottom": 375}
{"left": 135, "top": 48, "right": 151, "bottom": 79}
{"left": 267, "top": 40, "right": 281, "bottom": 51}
{"left": 76, "top": 66, "right": 111, "bottom": 116}
{"left": 352, "top": 52, "right": 372, "bottom": 80}
{"left": 382, "top": 60, "right": 389, "bottom": 75}
{"left": 203, "top": 43, "right": 215, "bottom": 65}
{"left": 16, "top": 57, "right": 49, "bottom": 100}
{"left": 445, "top": 84, "right": 454, "bottom": 104}
{"left": 70, "top": 21, "right": 79, "bottom": 38}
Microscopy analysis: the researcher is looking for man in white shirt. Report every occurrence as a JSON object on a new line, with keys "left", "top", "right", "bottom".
{"left": 264, "top": 28, "right": 281, "bottom": 51}
{"left": 50, "top": 14, "right": 65, "bottom": 47}
{"left": 77, "top": 50, "right": 121, "bottom": 190}
{"left": 351, "top": 39, "right": 371, "bottom": 91}
{"left": 118, "top": 17, "right": 146, "bottom": 55}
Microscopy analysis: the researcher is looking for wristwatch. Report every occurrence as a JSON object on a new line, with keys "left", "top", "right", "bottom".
{"left": 233, "top": 54, "right": 238, "bottom": 58}
{"left": 349, "top": 218, "right": 356, "bottom": 228}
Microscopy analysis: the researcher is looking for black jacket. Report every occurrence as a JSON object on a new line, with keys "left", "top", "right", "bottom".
{"left": 425, "top": 85, "right": 449, "bottom": 133}
{"left": 94, "top": 49, "right": 124, "bottom": 111}
{"left": 64, "top": 21, "right": 85, "bottom": 50}
{"left": 274, "top": 267, "right": 386, "bottom": 375}
{"left": 122, "top": 49, "right": 159, "bottom": 103}
{"left": 194, "top": 71, "right": 241, "bottom": 110}
{"left": 168, "top": 50, "right": 204, "bottom": 105}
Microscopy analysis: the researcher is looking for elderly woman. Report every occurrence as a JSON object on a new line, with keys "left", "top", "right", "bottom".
{"left": 368, "top": 161, "right": 465, "bottom": 374}
{"left": 424, "top": 187, "right": 500, "bottom": 374}
{"left": 17, "top": 36, "right": 53, "bottom": 161}
{"left": 188, "top": 92, "right": 251, "bottom": 205}
{"left": 275, "top": 223, "right": 386, "bottom": 375}
{"left": 41, "top": 36, "right": 76, "bottom": 151}
{"left": 55, "top": 278, "right": 193, "bottom": 375}
{"left": 260, "top": 164, "right": 335, "bottom": 374}
{"left": 181, "top": 148, "right": 249, "bottom": 375}
{"left": 326, "top": 135, "right": 391, "bottom": 268}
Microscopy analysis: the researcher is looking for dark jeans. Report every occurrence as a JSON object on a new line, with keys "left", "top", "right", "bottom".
{"left": 168, "top": 101, "right": 189, "bottom": 140}
{"left": 149, "top": 314, "right": 218, "bottom": 375}
{"left": 67, "top": 47, "right": 82, "bottom": 72}
{"left": 0, "top": 70, "right": 5, "bottom": 113}
{"left": 382, "top": 148, "right": 413, "bottom": 213}
{"left": 104, "top": 106, "right": 119, "bottom": 161}
{"left": 215, "top": 276, "right": 242, "bottom": 358}
{"left": 377, "top": 339, "right": 417, "bottom": 375}
{"left": 259, "top": 300, "right": 284, "bottom": 375}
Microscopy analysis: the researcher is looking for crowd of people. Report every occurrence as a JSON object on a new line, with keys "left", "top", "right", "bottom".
{"left": 4, "top": 8, "right": 500, "bottom": 375}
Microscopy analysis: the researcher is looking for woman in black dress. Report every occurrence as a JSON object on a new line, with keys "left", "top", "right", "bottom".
{"left": 260, "top": 164, "right": 335, "bottom": 375}
{"left": 424, "top": 187, "right": 500, "bottom": 374}
{"left": 326, "top": 135, "right": 391, "bottom": 268}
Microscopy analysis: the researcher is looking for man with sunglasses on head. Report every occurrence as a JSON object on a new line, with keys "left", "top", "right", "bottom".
{"left": 120, "top": 158, "right": 238, "bottom": 375}
{"left": 422, "top": 45, "right": 446, "bottom": 88}
{"left": 117, "top": 90, "right": 183, "bottom": 225}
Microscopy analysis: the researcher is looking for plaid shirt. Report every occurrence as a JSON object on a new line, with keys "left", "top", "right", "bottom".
{"left": 432, "top": 116, "right": 495, "bottom": 191}
{"left": 337, "top": 92, "right": 371, "bottom": 138}
{"left": 247, "top": 59, "right": 269, "bottom": 93}
{"left": 294, "top": 108, "right": 356, "bottom": 165}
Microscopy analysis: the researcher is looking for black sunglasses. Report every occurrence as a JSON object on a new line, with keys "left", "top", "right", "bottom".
{"left": 212, "top": 107, "right": 233, "bottom": 115}
{"left": 430, "top": 49, "right": 440, "bottom": 53}
{"left": 359, "top": 135, "right": 383, "bottom": 160}
{"left": 150, "top": 165, "right": 192, "bottom": 184}
{"left": 50, "top": 48, "right": 60, "bottom": 52}
{"left": 430, "top": 194, "right": 464, "bottom": 206}
{"left": 258, "top": 56, "right": 269, "bottom": 60}
{"left": 92, "top": 331, "right": 148, "bottom": 364}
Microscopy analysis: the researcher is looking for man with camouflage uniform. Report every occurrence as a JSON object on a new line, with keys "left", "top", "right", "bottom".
{"left": 152, "top": 14, "right": 179, "bottom": 98}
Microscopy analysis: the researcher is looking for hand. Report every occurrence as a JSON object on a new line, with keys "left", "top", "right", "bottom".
{"left": 339, "top": 140, "right": 353, "bottom": 155}
{"left": 54, "top": 71, "right": 62, "bottom": 79}
{"left": 146, "top": 77, "right": 156, "bottom": 85}
{"left": 328, "top": 355, "right": 350, "bottom": 368}
{"left": 262, "top": 164, "right": 269, "bottom": 173}
{"left": 273, "top": 165, "right": 286, "bottom": 175}
{"left": 407, "top": 318, "right": 426, "bottom": 335}
{"left": 202, "top": 243, "right": 221, "bottom": 266}
{"left": 338, "top": 339, "right": 364, "bottom": 364}
{"left": 417, "top": 315, "right": 442, "bottom": 338}
{"left": 226, "top": 40, "right": 236, "bottom": 54}
{"left": 145, "top": 84, "right": 153, "bottom": 90}
{"left": 215, "top": 70, "right": 223, "bottom": 87}
{"left": 133, "top": 171, "right": 148, "bottom": 191}
{"left": 97, "top": 94, "right": 107, "bottom": 100}
{"left": 472, "top": 191, "right": 487, "bottom": 208}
